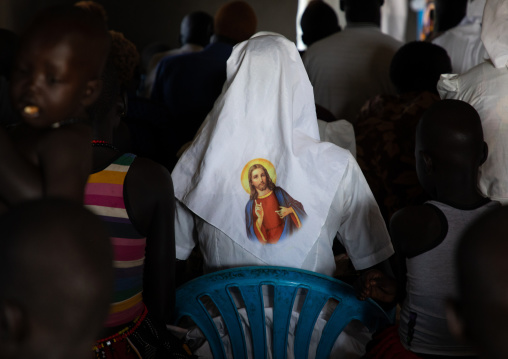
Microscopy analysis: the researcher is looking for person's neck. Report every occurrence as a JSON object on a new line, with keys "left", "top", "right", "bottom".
{"left": 257, "top": 188, "right": 272, "bottom": 198}
{"left": 210, "top": 34, "right": 238, "bottom": 46}
{"left": 346, "top": 21, "right": 380, "bottom": 28}
{"left": 433, "top": 184, "right": 488, "bottom": 210}
{"left": 91, "top": 125, "right": 120, "bottom": 173}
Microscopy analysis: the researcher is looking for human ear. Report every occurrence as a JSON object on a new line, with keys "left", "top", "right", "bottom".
{"left": 446, "top": 298, "right": 466, "bottom": 343}
{"left": 81, "top": 79, "right": 103, "bottom": 108}
{"left": 420, "top": 150, "right": 433, "bottom": 174}
{"left": 0, "top": 300, "right": 27, "bottom": 356}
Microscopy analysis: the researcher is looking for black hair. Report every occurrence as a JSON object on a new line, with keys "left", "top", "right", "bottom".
{"left": 301, "top": 1, "right": 340, "bottom": 46}
{"left": 390, "top": 41, "right": 452, "bottom": 94}
{"left": 181, "top": 11, "right": 214, "bottom": 47}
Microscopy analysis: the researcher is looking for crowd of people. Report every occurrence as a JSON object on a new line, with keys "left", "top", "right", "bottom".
{"left": 0, "top": 0, "right": 506, "bottom": 358}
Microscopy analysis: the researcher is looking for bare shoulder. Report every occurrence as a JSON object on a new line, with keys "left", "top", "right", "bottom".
{"left": 390, "top": 204, "right": 446, "bottom": 258}
{"left": 124, "top": 155, "right": 174, "bottom": 235}
{"left": 36, "top": 124, "right": 92, "bottom": 157}
{"left": 127, "top": 156, "right": 174, "bottom": 192}
{"left": 9, "top": 123, "right": 92, "bottom": 171}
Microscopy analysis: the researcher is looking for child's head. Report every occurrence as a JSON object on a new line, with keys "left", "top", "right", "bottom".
{"left": 0, "top": 198, "right": 113, "bottom": 359}
{"left": 10, "top": 5, "right": 110, "bottom": 128}
{"left": 87, "top": 31, "right": 139, "bottom": 129}
{"left": 415, "top": 99, "right": 487, "bottom": 198}
{"left": 447, "top": 205, "right": 508, "bottom": 359}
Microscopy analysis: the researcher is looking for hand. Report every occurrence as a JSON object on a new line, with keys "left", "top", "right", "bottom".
{"left": 275, "top": 206, "right": 292, "bottom": 219}
{"left": 255, "top": 200, "right": 264, "bottom": 227}
{"left": 355, "top": 269, "right": 397, "bottom": 303}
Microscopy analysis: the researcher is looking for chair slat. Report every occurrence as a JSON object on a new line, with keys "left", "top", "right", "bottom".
{"left": 293, "top": 290, "right": 329, "bottom": 359}
{"left": 174, "top": 266, "right": 393, "bottom": 359}
{"left": 214, "top": 286, "right": 249, "bottom": 358}
{"left": 175, "top": 295, "right": 228, "bottom": 358}
{"left": 240, "top": 284, "right": 268, "bottom": 359}
{"left": 272, "top": 285, "right": 298, "bottom": 359}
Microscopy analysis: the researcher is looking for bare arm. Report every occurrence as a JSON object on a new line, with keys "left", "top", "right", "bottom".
{"left": 125, "top": 156, "right": 176, "bottom": 324}
{"left": 389, "top": 204, "right": 445, "bottom": 305}
{"left": 39, "top": 126, "right": 92, "bottom": 202}
{"left": 0, "top": 126, "right": 43, "bottom": 205}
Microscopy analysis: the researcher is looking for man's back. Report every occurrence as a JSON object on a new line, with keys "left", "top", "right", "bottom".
{"left": 151, "top": 42, "right": 233, "bottom": 152}
{"left": 304, "top": 26, "right": 402, "bottom": 123}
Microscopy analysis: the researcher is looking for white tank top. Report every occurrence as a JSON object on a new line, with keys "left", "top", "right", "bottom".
{"left": 399, "top": 199, "right": 500, "bottom": 356}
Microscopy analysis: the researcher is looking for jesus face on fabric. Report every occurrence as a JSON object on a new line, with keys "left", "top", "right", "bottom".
{"left": 242, "top": 159, "right": 307, "bottom": 244}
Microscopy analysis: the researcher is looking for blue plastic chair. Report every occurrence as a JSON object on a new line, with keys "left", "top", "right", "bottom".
{"left": 174, "top": 266, "right": 393, "bottom": 359}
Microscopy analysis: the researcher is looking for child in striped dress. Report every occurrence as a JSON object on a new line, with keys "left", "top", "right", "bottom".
{"left": 84, "top": 31, "right": 189, "bottom": 358}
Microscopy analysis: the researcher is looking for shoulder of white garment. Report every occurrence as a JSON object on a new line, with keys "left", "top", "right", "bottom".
{"left": 437, "top": 73, "right": 460, "bottom": 99}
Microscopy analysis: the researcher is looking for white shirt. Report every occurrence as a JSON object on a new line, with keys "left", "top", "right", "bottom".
{"left": 303, "top": 25, "right": 402, "bottom": 123}
{"left": 438, "top": 61, "right": 508, "bottom": 201}
{"left": 432, "top": 12, "right": 487, "bottom": 74}
{"left": 175, "top": 151, "right": 394, "bottom": 276}
{"left": 317, "top": 119, "right": 357, "bottom": 158}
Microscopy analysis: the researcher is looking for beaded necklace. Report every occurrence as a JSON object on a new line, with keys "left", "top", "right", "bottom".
{"left": 91, "top": 140, "right": 119, "bottom": 152}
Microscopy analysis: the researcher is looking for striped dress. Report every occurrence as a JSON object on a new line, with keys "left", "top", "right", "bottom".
{"left": 84, "top": 153, "right": 146, "bottom": 328}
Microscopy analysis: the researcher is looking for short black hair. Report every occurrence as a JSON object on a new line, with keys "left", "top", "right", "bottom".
{"left": 390, "top": 41, "right": 452, "bottom": 94}
{"left": 181, "top": 11, "right": 214, "bottom": 47}
{"left": 301, "top": 1, "right": 340, "bottom": 46}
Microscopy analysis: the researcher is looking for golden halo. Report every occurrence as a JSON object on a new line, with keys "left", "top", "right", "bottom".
{"left": 241, "top": 158, "right": 277, "bottom": 194}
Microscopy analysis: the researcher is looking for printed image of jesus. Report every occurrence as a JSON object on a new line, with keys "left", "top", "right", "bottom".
{"left": 245, "top": 163, "right": 306, "bottom": 244}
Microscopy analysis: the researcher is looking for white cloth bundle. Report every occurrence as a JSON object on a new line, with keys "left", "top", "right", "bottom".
{"left": 481, "top": 0, "right": 508, "bottom": 68}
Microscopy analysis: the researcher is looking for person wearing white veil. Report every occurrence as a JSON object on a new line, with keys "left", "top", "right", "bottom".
{"left": 438, "top": 0, "right": 508, "bottom": 204}
{"left": 432, "top": 0, "right": 488, "bottom": 74}
{"left": 172, "top": 31, "right": 393, "bottom": 280}
{"left": 172, "top": 31, "right": 394, "bottom": 358}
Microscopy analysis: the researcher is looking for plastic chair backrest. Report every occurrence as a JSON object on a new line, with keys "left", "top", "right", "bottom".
{"left": 174, "top": 266, "right": 393, "bottom": 359}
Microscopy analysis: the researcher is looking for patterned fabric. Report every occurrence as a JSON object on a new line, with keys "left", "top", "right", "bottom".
{"left": 363, "top": 325, "right": 422, "bottom": 359}
{"left": 355, "top": 91, "right": 440, "bottom": 224}
{"left": 85, "top": 153, "right": 146, "bottom": 327}
{"left": 94, "top": 304, "right": 195, "bottom": 359}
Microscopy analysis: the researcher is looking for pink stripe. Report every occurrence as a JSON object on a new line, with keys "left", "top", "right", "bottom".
{"left": 111, "top": 237, "right": 147, "bottom": 246}
{"left": 104, "top": 301, "right": 145, "bottom": 327}
{"left": 111, "top": 238, "right": 146, "bottom": 261}
{"left": 85, "top": 182, "right": 123, "bottom": 196}
{"left": 85, "top": 194, "right": 125, "bottom": 209}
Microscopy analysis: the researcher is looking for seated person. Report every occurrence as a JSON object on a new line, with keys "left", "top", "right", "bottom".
{"left": 84, "top": 31, "right": 186, "bottom": 358}
{"left": 361, "top": 99, "right": 498, "bottom": 358}
{"left": 0, "top": 198, "right": 113, "bottom": 359}
{"left": 448, "top": 205, "right": 508, "bottom": 359}
{"left": 173, "top": 32, "right": 394, "bottom": 358}
{"left": 355, "top": 41, "right": 452, "bottom": 224}
{"left": 0, "top": 5, "right": 110, "bottom": 209}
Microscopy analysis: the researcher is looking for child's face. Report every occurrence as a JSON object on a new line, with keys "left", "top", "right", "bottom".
{"left": 10, "top": 35, "right": 92, "bottom": 128}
